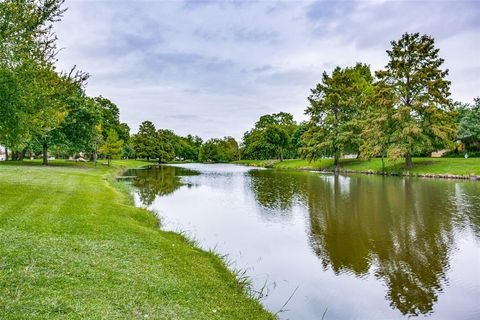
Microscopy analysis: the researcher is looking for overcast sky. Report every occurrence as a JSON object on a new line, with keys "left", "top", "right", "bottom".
{"left": 54, "top": 0, "right": 480, "bottom": 140}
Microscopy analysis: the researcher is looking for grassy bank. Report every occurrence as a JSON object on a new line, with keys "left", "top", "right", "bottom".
{"left": 0, "top": 160, "right": 274, "bottom": 319}
{"left": 233, "top": 157, "right": 480, "bottom": 177}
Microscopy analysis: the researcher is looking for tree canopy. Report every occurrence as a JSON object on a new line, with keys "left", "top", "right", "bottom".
{"left": 199, "top": 137, "right": 240, "bottom": 163}
{"left": 301, "top": 63, "right": 373, "bottom": 169}
{"left": 372, "top": 32, "right": 457, "bottom": 168}
{"left": 457, "top": 98, "right": 480, "bottom": 151}
{"left": 241, "top": 112, "right": 298, "bottom": 161}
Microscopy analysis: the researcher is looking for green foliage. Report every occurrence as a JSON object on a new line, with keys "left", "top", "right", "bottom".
{"left": 373, "top": 32, "right": 457, "bottom": 168}
{"left": 302, "top": 63, "right": 374, "bottom": 168}
{"left": 457, "top": 97, "right": 480, "bottom": 151}
{"left": 98, "top": 129, "right": 123, "bottom": 166}
{"left": 199, "top": 137, "right": 239, "bottom": 163}
{"left": 263, "top": 125, "right": 289, "bottom": 161}
{"left": 241, "top": 112, "right": 299, "bottom": 160}
{"left": 131, "top": 121, "right": 158, "bottom": 160}
{"left": 156, "top": 129, "right": 175, "bottom": 163}
{"left": 131, "top": 122, "right": 203, "bottom": 162}
{"left": 157, "top": 130, "right": 202, "bottom": 161}
{"left": 50, "top": 93, "right": 100, "bottom": 155}
{"left": 291, "top": 122, "right": 308, "bottom": 151}
{"left": 94, "top": 96, "right": 130, "bottom": 142}
{"left": 0, "top": 0, "right": 94, "bottom": 164}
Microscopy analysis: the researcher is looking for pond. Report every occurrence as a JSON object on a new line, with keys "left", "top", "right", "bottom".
{"left": 123, "top": 163, "right": 480, "bottom": 319}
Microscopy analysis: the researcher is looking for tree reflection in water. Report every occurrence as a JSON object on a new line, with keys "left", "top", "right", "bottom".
{"left": 124, "top": 165, "right": 198, "bottom": 205}
{"left": 248, "top": 170, "right": 480, "bottom": 317}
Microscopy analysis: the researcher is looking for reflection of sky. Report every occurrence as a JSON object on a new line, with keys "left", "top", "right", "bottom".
{"left": 132, "top": 164, "right": 480, "bottom": 319}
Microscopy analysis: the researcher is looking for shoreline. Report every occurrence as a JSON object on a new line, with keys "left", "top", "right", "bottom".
{"left": 232, "top": 158, "right": 480, "bottom": 181}
{"left": 303, "top": 167, "right": 480, "bottom": 181}
{"left": 0, "top": 160, "right": 275, "bottom": 319}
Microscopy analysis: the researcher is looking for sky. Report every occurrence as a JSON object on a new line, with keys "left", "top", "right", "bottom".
{"left": 54, "top": 0, "right": 480, "bottom": 140}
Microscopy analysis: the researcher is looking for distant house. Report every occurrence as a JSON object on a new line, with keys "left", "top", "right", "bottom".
{"left": 431, "top": 149, "right": 448, "bottom": 158}
{"left": 0, "top": 145, "right": 5, "bottom": 161}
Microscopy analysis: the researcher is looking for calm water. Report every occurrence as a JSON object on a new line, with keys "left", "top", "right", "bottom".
{"left": 124, "top": 164, "right": 480, "bottom": 319}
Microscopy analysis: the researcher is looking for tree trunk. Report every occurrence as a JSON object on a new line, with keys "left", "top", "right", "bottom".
{"left": 405, "top": 154, "right": 413, "bottom": 169}
{"left": 42, "top": 143, "right": 48, "bottom": 166}
{"left": 19, "top": 147, "right": 27, "bottom": 161}
{"left": 93, "top": 151, "right": 98, "bottom": 166}
{"left": 4, "top": 148, "right": 7, "bottom": 161}
{"left": 334, "top": 152, "right": 340, "bottom": 172}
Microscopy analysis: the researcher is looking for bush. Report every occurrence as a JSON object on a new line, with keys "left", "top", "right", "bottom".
{"left": 442, "top": 150, "right": 480, "bottom": 158}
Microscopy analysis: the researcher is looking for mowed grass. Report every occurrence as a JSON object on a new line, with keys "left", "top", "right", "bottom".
{"left": 233, "top": 157, "right": 480, "bottom": 176}
{"left": 0, "top": 160, "right": 274, "bottom": 320}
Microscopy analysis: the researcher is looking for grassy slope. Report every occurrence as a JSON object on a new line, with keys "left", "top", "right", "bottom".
{"left": 0, "top": 160, "right": 273, "bottom": 320}
{"left": 233, "top": 157, "right": 480, "bottom": 176}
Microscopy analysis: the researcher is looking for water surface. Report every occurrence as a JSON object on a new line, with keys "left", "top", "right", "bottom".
{"left": 124, "top": 164, "right": 480, "bottom": 319}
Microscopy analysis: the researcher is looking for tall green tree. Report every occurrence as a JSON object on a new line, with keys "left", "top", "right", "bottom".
{"left": 131, "top": 121, "right": 158, "bottom": 161}
{"left": 156, "top": 129, "right": 175, "bottom": 163}
{"left": 359, "top": 81, "right": 397, "bottom": 172}
{"left": 302, "top": 63, "right": 373, "bottom": 170}
{"left": 375, "top": 32, "right": 456, "bottom": 168}
{"left": 0, "top": 0, "right": 89, "bottom": 165}
{"left": 94, "top": 96, "right": 130, "bottom": 142}
{"left": 32, "top": 68, "right": 88, "bottom": 165}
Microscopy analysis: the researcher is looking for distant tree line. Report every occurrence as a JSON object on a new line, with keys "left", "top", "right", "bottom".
{"left": 129, "top": 120, "right": 240, "bottom": 163}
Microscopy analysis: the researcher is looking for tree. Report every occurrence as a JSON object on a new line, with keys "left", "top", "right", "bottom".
{"left": 94, "top": 96, "right": 130, "bottom": 142}
{"left": 199, "top": 137, "right": 239, "bottom": 163}
{"left": 131, "top": 121, "right": 158, "bottom": 161}
{"left": 0, "top": 0, "right": 88, "bottom": 165}
{"left": 98, "top": 129, "right": 123, "bottom": 166}
{"left": 241, "top": 112, "right": 298, "bottom": 160}
{"left": 198, "top": 139, "right": 219, "bottom": 163}
{"left": 302, "top": 63, "right": 373, "bottom": 170}
{"left": 32, "top": 68, "right": 88, "bottom": 165}
{"left": 264, "top": 125, "right": 289, "bottom": 161}
{"left": 359, "top": 81, "right": 397, "bottom": 172}
{"left": 375, "top": 32, "right": 457, "bottom": 168}
{"left": 218, "top": 136, "right": 240, "bottom": 162}
{"left": 49, "top": 92, "right": 100, "bottom": 157}
{"left": 457, "top": 97, "right": 480, "bottom": 151}
{"left": 290, "top": 122, "right": 308, "bottom": 158}
{"left": 156, "top": 129, "right": 175, "bottom": 163}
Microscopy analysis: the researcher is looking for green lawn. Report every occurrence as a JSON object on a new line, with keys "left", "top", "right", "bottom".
{"left": 0, "top": 160, "right": 274, "bottom": 319}
{"left": 233, "top": 157, "right": 480, "bottom": 176}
